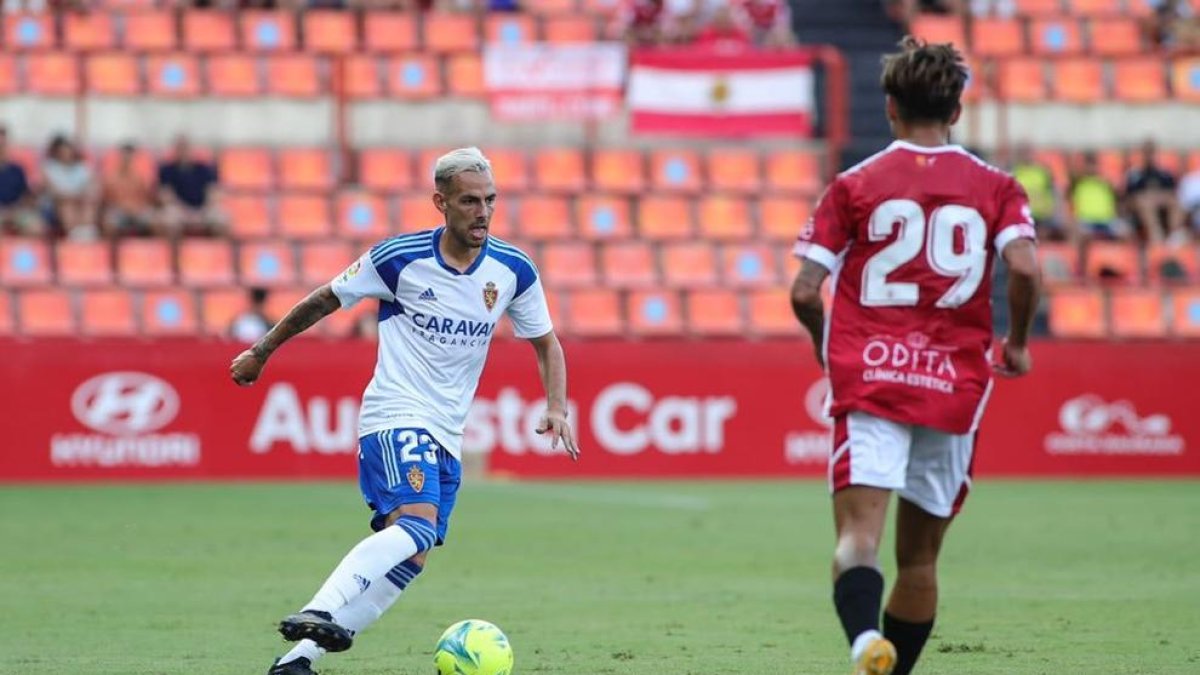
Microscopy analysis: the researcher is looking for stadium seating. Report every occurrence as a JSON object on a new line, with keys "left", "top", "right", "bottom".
{"left": 57, "top": 241, "right": 114, "bottom": 287}
{"left": 1048, "top": 287, "right": 1106, "bottom": 338}
{"left": 142, "top": 289, "right": 199, "bottom": 336}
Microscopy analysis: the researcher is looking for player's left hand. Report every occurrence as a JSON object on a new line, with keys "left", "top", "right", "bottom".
{"left": 536, "top": 410, "right": 579, "bottom": 461}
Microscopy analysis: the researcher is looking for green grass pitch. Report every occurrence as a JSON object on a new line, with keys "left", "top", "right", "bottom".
{"left": 1, "top": 480, "right": 1197, "bottom": 674}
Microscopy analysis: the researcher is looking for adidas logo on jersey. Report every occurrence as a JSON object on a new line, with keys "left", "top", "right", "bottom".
{"left": 418, "top": 288, "right": 437, "bottom": 302}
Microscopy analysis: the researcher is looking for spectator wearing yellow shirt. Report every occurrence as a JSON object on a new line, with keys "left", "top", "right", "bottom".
{"left": 1011, "top": 144, "right": 1071, "bottom": 243}
{"left": 1068, "top": 152, "right": 1129, "bottom": 241}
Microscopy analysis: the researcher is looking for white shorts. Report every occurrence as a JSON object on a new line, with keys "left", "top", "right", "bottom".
{"left": 829, "top": 411, "right": 976, "bottom": 518}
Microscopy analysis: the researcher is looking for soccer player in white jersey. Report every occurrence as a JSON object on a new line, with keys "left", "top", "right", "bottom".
{"left": 229, "top": 147, "right": 579, "bottom": 675}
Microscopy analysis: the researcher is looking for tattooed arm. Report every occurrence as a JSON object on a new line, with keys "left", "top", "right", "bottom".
{"left": 790, "top": 259, "right": 831, "bottom": 369}
{"left": 230, "top": 284, "right": 341, "bottom": 386}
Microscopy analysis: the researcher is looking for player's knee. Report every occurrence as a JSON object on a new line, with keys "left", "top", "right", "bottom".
{"left": 894, "top": 562, "right": 938, "bottom": 593}
{"left": 394, "top": 514, "right": 438, "bottom": 554}
{"left": 835, "top": 531, "right": 880, "bottom": 569}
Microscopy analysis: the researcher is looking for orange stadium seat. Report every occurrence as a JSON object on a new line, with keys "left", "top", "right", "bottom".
{"left": 446, "top": 53, "right": 485, "bottom": 97}
{"left": 997, "top": 58, "right": 1047, "bottom": 102}
{"left": 528, "top": 0, "right": 578, "bottom": 14}
{"left": 64, "top": 13, "right": 117, "bottom": 51}
{"left": 200, "top": 288, "right": 245, "bottom": 336}
{"left": 698, "top": 195, "right": 753, "bottom": 241}
{"left": 724, "top": 244, "right": 780, "bottom": 288}
{"left": 86, "top": 53, "right": 140, "bottom": 96}
{"left": 486, "top": 148, "right": 529, "bottom": 193}
{"left": 225, "top": 194, "right": 275, "bottom": 239}
{"left": 142, "top": 289, "right": 198, "bottom": 336}
{"left": 685, "top": 289, "right": 743, "bottom": 336}
{"left": 1088, "top": 18, "right": 1141, "bottom": 56}
{"left": 387, "top": 55, "right": 441, "bottom": 98}
{"left": 0, "top": 56, "right": 15, "bottom": 96}
{"left": 1048, "top": 286, "right": 1106, "bottom": 338}
{"left": 566, "top": 288, "right": 623, "bottom": 336}
{"left": 577, "top": 195, "right": 632, "bottom": 240}
{"left": 909, "top": 15, "right": 965, "bottom": 48}
{"left": 147, "top": 54, "right": 201, "bottom": 97}
{"left": 0, "top": 291, "right": 12, "bottom": 335}
{"left": 17, "top": 289, "right": 76, "bottom": 336}
{"left": 1113, "top": 58, "right": 1167, "bottom": 102}
{"left": 760, "top": 196, "right": 811, "bottom": 242}
{"left": 56, "top": 240, "right": 114, "bottom": 286}
{"left": 485, "top": 199, "right": 516, "bottom": 240}
{"left": 102, "top": 147, "right": 158, "bottom": 182}
{"left": 1084, "top": 241, "right": 1140, "bottom": 284}
{"left": 1030, "top": 18, "right": 1083, "bottom": 55}
{"left": 424, "top": 13, "right": 480, "bottom": 53}
{"left": 415, "top": 147, "right": 450, "bottom": 186}
{"left": 1066, "top": 0, "right": 1122, "bottom": 15}
{"left": 304, "top": 11, "right": 357, "bottom": 53}
{"left": 661, "top": 241, "right": 718, "bottom": 288}
{"left": 1037, "top": 242, "right": 1080, "bottom": 285}
{"left": 220, "top": 147, "right": 275, "bottom": 191}
{"left": 279, "top": 148, "right": 335, "bottom": 191}
{"left": 486, "top": 14, "right": 536, "bottom": 43}
{"left": 123, "top": 12, "right": 177, "bottom": 51}
{"left": 178, "top": 239, "right": 236, "bottom": 287}
{"left": 206, "top": 54, "right": 262, "bottom": 97}
{"left": 299, "top": 241, "right": 355, "bottom": 286}
{"left": 1147, "top": 244, "right": 1198, "bottom": 284}
{"left": 1170, "top": 288, "right": 1200, "bottom": 337}
{"left": 1150, "top": 147, "right": 1183, "bottom": 176}
{"left": 518, "top": 196, "right": 573, "bottom": 240}
{"left": 534, "top": 148, "right": 586, "bottom": 193}
{"left": 600, "top": 241, "right": 657, "bottom": 288}
{"left": 117, "top": 239, "right": 174, "bottom": 287}
{"left": 970, "top": 17, "right": 1025, "bottom": 57}
{"left": 1171, "top": 58, "right": 1200, "bottom": 101}
{"left": 707, "top": 148, "right": 761, "bottom": 194}
{"left": 592, "top": 149, "right": 646, "bottom": 194}
{"left": 1052, "top": 58, "right": 1105, "bottom": 102}
{"left": 397, "top": 193, "right": 436, "bottom": 234}
{"left": 628, "top": 290, "right": 683, "bottom": 336}
{"left": 1189, "top": 149, "right": 1200, "bottom": 173}
{"left": 80, "top": 289, "right": 137, "bottom": 337}
{"left": 24, "top": 54, "right": 80, "bottom": 96}
{"left": 5, "top": 14, "right": 54, "bottom": 50}
{"left": 264, "top": 288, "right": 308, "bottom": 332}
{"left": 747, "top": 286, "right": 799, "bottom": 336}
{"left": 960, "top": 54, "right": 986, "bottom": 102}
{"left": 182, "top": 11, "right": 237, "bottom": 51}
{"left": 1015, "top": 0, "right": 1065, "bottom": 15}
{"left": 1, "top": 238, "right": 52, "bottom": 287}
{"left": 239, "top": 242, "right": 296, "bottom": 287}
{"left": 1093, "top": 148, "right": 1127, "bottom": 187}
{"left": 337, "top": 191, "right": 391, "bottom": 241}
{"left": 241, "top": 12, "right": 297, "bottom": 52}
{"left": 358, "top": 148, "right": 414, "bottom": 193}
{"left": 363, "top": 12, "right": 419, "bottom": 52}
{"left": 540, "top": 242, "right": 598, "bottom": 288}
{"left": 650, "top": 149, "right": 702, "bottom": 194}
{"left": 544, "top": 17, "right": 599, "bottom": 42}
{"left": 765, "top": 149, "right": 821, "bottom": 195}
{"left": 1110, "top": 288, "right": 1166, "bottom": 338}
{"left": 278, "top": 194, "right": 333, "bottom": 240}
{"left": 343, "top": 55, "right": 383, "bottom": 98}
{"left": 266, "top": 54, "right": 322, "bottom": 97}
{"left": 1033, "top": 148, "right": 1069, "bottom": 188}
{"left": 636, "top": 196, "right": 693, "bottom": 240}
{"left": 1126, "top": 0, "right": 1160, "bottom": 15}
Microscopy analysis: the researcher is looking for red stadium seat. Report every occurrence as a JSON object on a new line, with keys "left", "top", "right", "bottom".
{"left": 182, "top": 11, "right": 237, "bottom": 52}
{"left": 1093, "top": 148, "right": 1127, "bottom": 187}
{"left": 486, "top": 148, "right": 530, "bottom": 193}
{"left": 56, "top": 240, "right": 114, "bottom": 287}
{"left": 685, "top": 289, "right": 744, "bottom": 336}
{"left": 534, "top": 148, "right": 586, "bottom": 193}
{"left": 486, "top": 14, "right": 537, "bottom": 43}
{"left": 528, "top": 0, "right": 579, "bottom": 14}
{"left": 1030, "top": 18, "right": 1083, "bottom": 55}
{"left": 1, "top": 238, "right": 52, "bottom": 287}
{"left": 723, "top": 244, "right": 780, "bottom": 288}
{"left": 707, "top": 148, "right": 761, "bottom": 194}
{"left": 1088, "top": 18, "right": 1142, "bottom": 56}
{"left": 178, "top": 239, "right": 236, "bottom": 288}
{"left": 446, "top": 53, "right": 485, "bottom": 97}
{"left": 241, "top": 11, "right": 297, "bottom": 52}
{"left": 279, "top": 148, "right": 335, "bottom": 191}
{"left": 636, "top": 196, "right": 693, "bottom": 240}
{"left": 518, "top": 196, "right": 573, "bottom": 240}
{"left": 909, "top": 15, "right": 965, "bottom": 49}
{"left": 278, "top": 194, "right": 334, "bottom": 240}
{"left": 206, "top": 54, "right": 262, "bottom": 97}
{"left": 1146, "top": 243, "right": 1198, "bottom": 284}
{"left": 397, "top": 193, "right": 437, "bottom": 234}
{"left": 24, "top": 54, "right": 80, "bottom": 96}
{"left": 64, "top": 13, "right": 117, "bottom": 51}
{"left": 650, "top": 149, "right": 702, "bottom": 194}
{"left": 566, "top": 288, "right": 623, "bottom": 336}
{"left": 117, "top": 239, "right": 174, "bottom": 287}
{"left": 997, "top": 58, "right": 1048, "bottom": 102}
{"left": 592, "top": 149, "right": 646, "bottom": 194}
{"left": 1066, "top": 0, "right": 1122, "bottom": 15}
{"left": 17, "top": 289, "right": 76, "bottom": 336}
{"left": 239, "top": 241, "right": 296, "bottom": 288}
{"left": 358, "top": 148, "right": 414, "bottom": 193}
{"left": 0, "top": 56, "right": 15, "bottom": 96}
{"left": 540, "top": 242, "right": 598, "bottom": 288}
{"left": 200, "top": 288, "right": 246, "bottom": 336}
{"left": 5, "top": 13, "right": 54, "bottom": 50}
{"left": 661, "top": 241, "right": 718, "bottom": 288}
{"left": 304, "top": 11, "right": 358, "bottom": 53}
{"left": 263, "top": 288, "right": 309, "bottom": 334}
{"left": 337, "top": 191, "right": 391, "bottom": 241}
{"left": 760, "top": 196, "right": 811, "bottom": 242}
{"left": 747, "top": 285, "right": 800, "bottom": 336}
{"left": 147, "top": 54, "right": 201, "bottom": 97}
{"left": 1085, "top": 241, "right": 1140, "bottom": 284}
{"left": 1170, "top": 288, "right": 1200, "bottom": 337}
{"left": 343, "top": 55, "right": 383, "bottom": 98}
{"left": 299, "top": 241, "right": 355, "bottom": 286}
{"left": 80, "top": 289, "right": 137, "bottom": 337}
{"left": 1171, "top": 58, "right": 1200, "bottom": 102}
{"left": 1051, "top": 58, "right": 1105, "bottom": 102}
{"left": 628, "top": 290, "right": 684, "bottom": 336}
{"left": 577, "top": 195, "right": 632, "bottom": 240}
{"left": 225, "top": 194, "right": 274, "bottom": 239}
{"left": 765, "top": 149, "right": 821, "bottom": 195}
{"left": 220, "top": 147, "right": 275, "bottom": 191}
{"left": 123, "top": 12, "right": 177, "bottom": 51}
{"left": 1037, "top": 242, "right": 1080, "bottom": 286}
{"left": 266, "top": 54, "right": 322, "bottom": 97}
{"left": 386, "top": 55, "right": 441, "bottom": 98}
{"left": 698, "top": 195, "right": 754, "bottom": 242}
{"left": 1113, "top": 58, "right": 1167, "bottom": 102}
{"left": 86, "top": 53, "right": 140, "bottom": 96}
{"left": 544, "top": 17, "right": 599, "bottom": 42}
{"left": 1015, "top": 0, "right": 1065, "bottom": 15}
{"left": 970, "top": 17, "right": 1025, "bottom": 57}
{"left": 363, "top": 12, "right": 419, "bottom": 52}
{"left": 1110, "top": 288, "right": 1166, "bottom": 338}
{"left": 600, "top": 241, "right": 657, "bottom": 288}
{"left": 424, "top": 13, "right": 480, "bottom": 53}
{"left": 142, "top": 288, "right": 198, "bottom": 336}
{"left": 1048, "top": 286, "right": 1106, "bottom": 338}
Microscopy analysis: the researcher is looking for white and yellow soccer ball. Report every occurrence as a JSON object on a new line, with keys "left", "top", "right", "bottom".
{"left": 434, "top": 619, "right": 514, "bottom": 675}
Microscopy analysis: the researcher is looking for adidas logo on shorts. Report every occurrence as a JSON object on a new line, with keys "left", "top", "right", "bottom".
{"left": 418, "top": 288, "right": 437, "bottom": 302}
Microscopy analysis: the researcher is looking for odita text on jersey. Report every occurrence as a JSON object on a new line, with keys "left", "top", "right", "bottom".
{"left": 861, "top": 341, "right": 958, "bottom": 394}
{"left": 407, "top": 311, "right": 496, "bottom": 348}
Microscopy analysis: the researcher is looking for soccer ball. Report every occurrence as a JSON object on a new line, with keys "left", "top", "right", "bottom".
{"left": 434, "top": 619, "right": 514, "bottom": 675}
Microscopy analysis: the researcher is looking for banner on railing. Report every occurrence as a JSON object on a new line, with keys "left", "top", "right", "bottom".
{"left": 1, "top": 339, "right": 1196, "bottom": 482}
{"left": 483, "top": 42, "right": 626, "bottom": 122}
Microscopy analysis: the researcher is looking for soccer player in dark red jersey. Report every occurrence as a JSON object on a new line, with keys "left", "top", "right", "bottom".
{"left": 790, "top": 38, "right": 1041, "bottom": 675}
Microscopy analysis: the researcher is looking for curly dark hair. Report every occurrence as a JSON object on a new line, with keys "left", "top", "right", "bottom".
{"left": 880, "top": 36, "right": 969, "bottom": 124}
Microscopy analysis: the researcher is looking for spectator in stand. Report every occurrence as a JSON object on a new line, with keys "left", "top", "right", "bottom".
{"left": 229, "top": 287, "right": 273, "bottom": 343}
{"left": 1126, "top": 139, "right": 1189, "bottom": 245}
{"left": 1147, "top": 0, "right": 1200, "bottom": 50}
{"left": 0, "top": 125, "right": 43, "bottom": 235}
{"left": 611, "top": 0, "right": 672, "bottom": 46}
{"left": 1068, "top": 152, "right": 1129, "bottom": 242}
{"left": 693, "top": 2, "right": 752, "bottom": 50}
{"left": 101, "top": 142, "right": 158, "bottom": 239}
{"left": 738, "top": 0, "right": 795, "bottom": 48}
{"left": 1010, "top": 144, "right": 1071, "bottom": 243}
{"left": 41, "top": 134, "right": 98, "bottom": 241}
{"left": 967, "top": 0, "right": 1014, "bottom": 17}
{"left": 158, "top": 134, "right": 227, "bottom": 238}
{"left": 1177, "top": 162, "right": 1200, "bottom": 234}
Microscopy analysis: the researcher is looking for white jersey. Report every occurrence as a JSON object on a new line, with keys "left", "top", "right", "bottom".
{"left": 331, "top": 228, "right": 552, "bottom": 458}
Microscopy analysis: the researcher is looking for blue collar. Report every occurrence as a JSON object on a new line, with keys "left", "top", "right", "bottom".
{"left": 432, "top": 227, "right": 488, "bottom": 276}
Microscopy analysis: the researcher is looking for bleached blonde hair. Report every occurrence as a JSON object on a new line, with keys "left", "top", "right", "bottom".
{"left": 433, "top": 146, "right": 492, "bottom": 193}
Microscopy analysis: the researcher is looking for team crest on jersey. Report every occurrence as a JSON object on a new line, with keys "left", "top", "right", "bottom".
{"left": 406, "top": 464, "right": 425, "bottom": 492}
{"left": 340, "top": 260, "right": 362, "bottom": 282}
{"left": 482, "top": 281, "right": 498, "bottom": 312}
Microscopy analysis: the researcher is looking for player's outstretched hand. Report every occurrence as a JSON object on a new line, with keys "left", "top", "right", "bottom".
{"left": 994, "top": 339, "right": 1032, "bottom": 378}
{"left": 230, "top": 349, "right": 266, "bottom": 386}
{"left": 536, "top": 410, "right": 580, "bottom": 461}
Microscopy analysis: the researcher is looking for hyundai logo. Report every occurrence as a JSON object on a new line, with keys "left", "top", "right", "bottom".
{"left": 70, "top": 372, "right": 180, "bottom": 436}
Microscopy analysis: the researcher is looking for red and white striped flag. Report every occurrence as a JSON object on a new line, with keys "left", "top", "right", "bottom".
{"left": 627, "top": 48, "right": 815, "bottom": 137}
